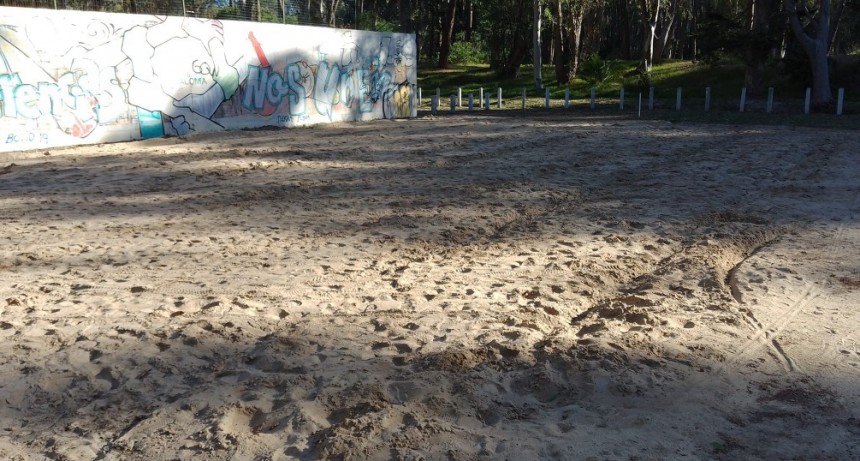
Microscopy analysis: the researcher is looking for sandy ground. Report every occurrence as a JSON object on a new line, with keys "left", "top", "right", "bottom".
{"left": 0, "top": 114, "right": 859, "bottom": 460}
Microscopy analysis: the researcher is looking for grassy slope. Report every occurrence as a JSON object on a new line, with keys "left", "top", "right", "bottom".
{"left": 417, "top": 61, "right": 859, "bottom": 128}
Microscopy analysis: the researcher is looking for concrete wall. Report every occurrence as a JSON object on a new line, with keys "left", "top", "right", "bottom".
{"left": 0, "top": 7, "right": 417, "bottom": 153}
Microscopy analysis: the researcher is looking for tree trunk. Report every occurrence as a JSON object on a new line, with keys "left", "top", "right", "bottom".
{"left": 829, "top": 0, "right": 847, "bottom": 52}
{"left": 619, "top": 0, "right": 633, "bottom": 60}
{"left": 567, "top": 1, "right": 585, "bottom": 81}
{"left": 465, "top": 1, "right": 474, "bottom": 42}
{"left": 638, "top": 0, "right": 660, "bottom": 72}
{"left": 241, "top": 0, "right": 254, "bottom": 20}
{"left": 503, "top": 38, "right": 529, "bottom": 79}
{"left": 744, "top": 0, "right": 777, "bottom": 96}
{"left": 333, "top": 0, "right": 343, "bottom": 26}
{"left": 424, "top": 6, "right": 441, "bottom": 63}
{"left": 553, "top": 0, "right": 569, "bottom": 84}
{"left": 399, "top": 0, "right": 414, "bottom": 32}
{"left": 784, "top": 0, "right": 833, "bottom": 107}
{"left": 533, "top": 0, "right": 543, "bottom": 89}
{"left": 691, "top": 0, "right": 701, "bottom": 61}
{"left": 653, "top": 0, "right": 679, "bottom": 63}
{"left": 438, "top": 0, "right": 459, "bottom": 68}
{"left": 809, "top": 40, "right": 832, "bottom": 106}
{"left": 580, "top": 1, "right": 603, "bottom": 58}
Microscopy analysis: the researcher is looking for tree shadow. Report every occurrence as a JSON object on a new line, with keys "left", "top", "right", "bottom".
{"left": 0, "top": 314, "right": 858, "bottom": 460}
{"left": 1, "top": 115, "right": 858, "bottom": 459}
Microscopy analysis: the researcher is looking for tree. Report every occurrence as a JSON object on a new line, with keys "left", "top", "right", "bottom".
{"left": 784, "top": 0, "right": 833, "bottom": 107}
{"left": 638, "top": 0, "right": 661, "bottom": 71}
{"left": 534, "top": 0, "right": 543, "bottom": 88}
{"left": 438, "top": 0, "right": 459, "bottom": 68}
{"left": 744, "top": 0, "right": 781, "bottom": 96}
{"left": 544, "top": 0, "right": 592, "bottom": 84}
{"left": 478, "top": 0, "right": 532, "bottom": 78}
{"left": 552, "top": 0, "right": 568, "bottom": 83}
{"left": 636, "top": 0, "right": 681, "bottom": 71}
{"left": 559, "top": 0, "right": 588, "bottom": 81}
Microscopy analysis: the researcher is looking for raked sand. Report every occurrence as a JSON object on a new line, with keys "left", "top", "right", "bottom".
{"left": 1, "top": 114, "right": 859, "bottom": 460}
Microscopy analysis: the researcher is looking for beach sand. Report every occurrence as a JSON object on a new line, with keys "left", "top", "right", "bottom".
{"left": 1, "top": 114, "right": 858, "bottom": 460}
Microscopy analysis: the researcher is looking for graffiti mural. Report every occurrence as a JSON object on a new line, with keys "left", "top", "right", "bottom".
{"left": 0, "top": 7, "right": 417, "bottom": 153}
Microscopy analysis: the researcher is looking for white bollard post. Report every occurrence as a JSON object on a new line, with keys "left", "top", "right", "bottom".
{"left": 431, "top": 96, "right": 438, "bottom": 115}
{"left": 418, "top": 87, "right": 422, "bottom": 107}
{"left": 705, "top": 87, "right": 711, "bottom": 112}
{"left": 804, "top": 88, "right": 811, "bottom": 114}
{"left": 485, "top": 92, "right": 491, "bottom": 111}
{"left": 458, "top": 88, "right": 463, "bottom": 107}
{"left": 767, "top": 87, "right": 774, "bottom": 113}
{"left": 545, "top": 87, "right": 550, "bottom": 109}
{"left": 522, "top": 88, "right": 527, "bottom": 110}
{"left": 450, "top": 94, "right": 456, "bottom": 113}
{"left": 739, "top": 87, "right": 747, "bottom": 113}
{"left": 648, "top": 86, "right": 654, "bottom": 110}
{"left": 479, "top": 87, "right": 484, "bottom": 108}
{"left": 837, "top": 88, "right": 845, "bottom": 115}
{"left": 498, "top": 88, "right": 503, "bottom": 109}
{"left": 619, "top": 87, "right": 625, "bottom": 110}
{"left": 564, "top": 87, "right": 570, "bottom": 109}
{"left": 590, "top": 87, "right": 596, "bottom": 110}
{"left": 676, "top": 87, "right": 682, "bottom": 111}
{"left": 468, "top": 93, "right": 474, "bottom": 112}
{"left": 638, "top": 93, "right": 642, "bottom": 117}
{"left": 436, "top": 87, "right": 441, "bottom": 101}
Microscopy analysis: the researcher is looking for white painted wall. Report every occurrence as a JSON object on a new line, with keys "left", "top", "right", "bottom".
{"left": 0, "top": 7, "right": 417, "bottom": 153}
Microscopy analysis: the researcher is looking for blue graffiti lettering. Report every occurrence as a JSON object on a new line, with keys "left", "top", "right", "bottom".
{"left": 0, "top": 72, "right": 97, "bottom": 122}
{"left": 0, "top": 73, "right": 24, "bottom": 117}
{"left": 13, "top": 84, "right": 40, "bottom": 119}
{"left": 276, "top": 113, "right": 310, "bottom": 124}
{"left": 242, "top": 65, "right": 290, "bottom": 114}
{"left": 36, "top": 82, "right": 63, "bottom": 116}
{"left": 266, "top": 72, "right": 288, "bottom": 103}
{"left": 242, "top": 65, "right": 269, "bottom": 111}
{"left": 356, "top": 68, "right": 373, "bottom": 113}
{"left": 285, "top": 63, "right": 307, "bottom": 116}
{"left": 314, "top": 61, "right": 341, "bottom": 119}
{"left": 378, "top": 71, "right": 393, "bottom": 100}
{"left": 5, "top": 131, "right": 49, "bottom": 144}
{"left": 338, "top": 70, "right": 355, "bottom": 108}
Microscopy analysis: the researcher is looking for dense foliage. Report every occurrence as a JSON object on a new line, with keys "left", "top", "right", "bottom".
{"left": 8, "top": 0, "right": 859, "bottom": 105}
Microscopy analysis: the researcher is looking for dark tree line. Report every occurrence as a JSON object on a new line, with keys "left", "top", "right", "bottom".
{"left": 382, "top": 0, "right": 858, "bottom": 108}
{"left": 7, "top": 0, "right": 859, "bottom": 107}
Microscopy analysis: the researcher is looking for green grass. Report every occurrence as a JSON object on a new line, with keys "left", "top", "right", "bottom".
{"left": 417, "top": 60, "right": 859, "bottom": 129}
{"left": 418, "top": 60, "right": 751, "bottom": 100}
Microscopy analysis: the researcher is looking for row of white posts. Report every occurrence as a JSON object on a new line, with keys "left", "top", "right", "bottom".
{"left": 419, "top": 86, "right": 848, "bottom": 116}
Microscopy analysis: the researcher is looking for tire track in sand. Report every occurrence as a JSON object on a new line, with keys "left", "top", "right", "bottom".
{"left": 718, "top": 282, "right": 817, "bottom": 373}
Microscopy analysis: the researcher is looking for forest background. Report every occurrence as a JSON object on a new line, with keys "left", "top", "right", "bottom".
{"left": 6, "top": 0, "right": 860, "bottom": 110}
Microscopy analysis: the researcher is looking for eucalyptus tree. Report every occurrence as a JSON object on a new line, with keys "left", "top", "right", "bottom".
{"left": 784, "top": 0, "right": 834, "bottom": 107}
{"left": 534, "top": 0, "right": 543, "bottom": 88}
{"left": 475, "top": 0, "right": 533, "bottom": 77}
{"left": 636, "top": 0, "right": 683, "bottom": 71}
{"left": 540, "top": 0, "right": 598, "bottom": 84}
{"left": 439, "top": 0, "right": 459, "bottom": 68}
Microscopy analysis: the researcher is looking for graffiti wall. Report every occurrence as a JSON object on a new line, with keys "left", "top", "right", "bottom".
{"left": 0, "top": 7, "right": 417, "bottom": 153}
